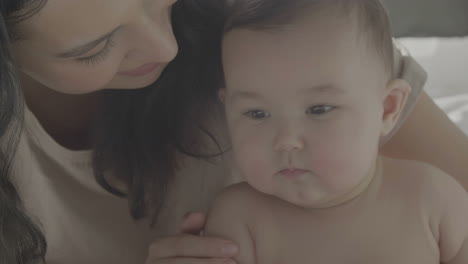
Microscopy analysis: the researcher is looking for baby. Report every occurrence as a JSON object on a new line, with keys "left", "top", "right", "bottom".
{"left": 205, "top": 0, "right": 468, "bottom": 263}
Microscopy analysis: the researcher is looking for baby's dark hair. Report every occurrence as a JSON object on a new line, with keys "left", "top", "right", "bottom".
{"left": 223, "top": 0, "right": 395, "bottom": 77}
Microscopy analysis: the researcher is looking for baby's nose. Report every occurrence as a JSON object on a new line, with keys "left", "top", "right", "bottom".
{"left": 273, "top": 128, "right": 305, "bottom": 152}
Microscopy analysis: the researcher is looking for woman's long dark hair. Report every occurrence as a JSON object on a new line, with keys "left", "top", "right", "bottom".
{"left": 92, "top": 0, "right": 227, "bottom": 221}
{"left": 0, "top": 1, "right": 48, "bottom": 263}
{"left": 1, "top": 0, "right": 226, "bottom": 263}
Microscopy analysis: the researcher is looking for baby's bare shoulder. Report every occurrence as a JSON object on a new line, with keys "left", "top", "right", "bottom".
{"left": 381, "top": 157, "right": 465, "bottom": 209}
{"left": 205, "top": 182, "right": 269, "bottom": 247}
{"left": 214, "top": 182, "right": 266, "bottom": 204}
{"left": 208, "top": 182, "right": 269, "bottom": 219}
{"left": 381, "top": 158, "right": 468, "bottom": 262}
{"left": 383, "top": 157, "right": 454, "bottom": 186}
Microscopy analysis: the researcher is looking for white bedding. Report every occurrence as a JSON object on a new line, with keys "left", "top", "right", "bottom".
{"left": 398, "top": 37, "right": 468, "bottom": 135}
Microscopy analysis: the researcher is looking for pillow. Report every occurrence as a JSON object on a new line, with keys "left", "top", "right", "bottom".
{"left": 383, "top": 0, "right": 468, "bottom": 37}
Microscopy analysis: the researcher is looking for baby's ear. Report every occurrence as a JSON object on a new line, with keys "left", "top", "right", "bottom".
{"left": 218, "top": 88, "right": 226, "bottom": 103}
{"left": 381, "top": 79, "right": 411, "bottom": 137}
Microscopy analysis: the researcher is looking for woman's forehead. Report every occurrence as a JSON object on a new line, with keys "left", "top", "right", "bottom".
{"left": 16, "top": 0, "right": 129, "bottom": 44}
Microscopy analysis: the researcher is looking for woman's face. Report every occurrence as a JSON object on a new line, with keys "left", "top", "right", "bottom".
{"left": 12, "top": 0, "right": 178, "bottom": 94}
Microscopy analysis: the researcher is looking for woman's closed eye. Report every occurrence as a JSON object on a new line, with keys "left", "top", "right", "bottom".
{"left": 75, "top": 36, "right": 116, "bottom": 66}
{"left": 306, "top": 105, "right": 336, "bottom": 116}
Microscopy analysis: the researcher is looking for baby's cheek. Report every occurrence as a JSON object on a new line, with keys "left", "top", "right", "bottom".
{"left": 233, "top": 142, "right": 273, "bottom": 192}
{"left": 307, "top": 142, "right": 364, "bottom": 190}
{"left": 235, "top": 147, "right": 269, "bottom": 177}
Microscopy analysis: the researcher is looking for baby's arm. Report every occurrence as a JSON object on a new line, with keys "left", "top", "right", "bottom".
{"left": 429, "top": 168, "right": 468, "bottom": 263}
{"left": 205, "top": 183, "right": 257, "bottom": 264}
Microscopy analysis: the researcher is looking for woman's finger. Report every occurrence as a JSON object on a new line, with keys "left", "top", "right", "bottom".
{"left": 180, "top": 212, "right": 206, "bottom": 235}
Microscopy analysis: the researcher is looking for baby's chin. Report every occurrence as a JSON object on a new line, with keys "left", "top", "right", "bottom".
{"left": 272, "top": 188, "right": 335, "bottom": 209}
{"left": 272, "top": 185, "right": 361, "bottom": 209}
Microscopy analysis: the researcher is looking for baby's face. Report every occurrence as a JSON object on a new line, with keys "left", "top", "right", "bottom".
{"left": 222, "top": 13, "right": 390, "bottom": 208}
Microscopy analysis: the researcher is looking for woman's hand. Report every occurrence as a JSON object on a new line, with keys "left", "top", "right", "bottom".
{"left": 146, "top": 212, "right": 238, "bottom": 264}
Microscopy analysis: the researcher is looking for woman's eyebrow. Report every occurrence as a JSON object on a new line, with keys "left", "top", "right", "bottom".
{"left": 56, "top": 25, "right": 123, "bottom": 58}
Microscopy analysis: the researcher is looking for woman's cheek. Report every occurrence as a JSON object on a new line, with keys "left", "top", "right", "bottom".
{"left": 47, "top": 44, "right": 127, "bottom": 94}
{"left": 25, "top": 58, "right": 118, "bottom": 95}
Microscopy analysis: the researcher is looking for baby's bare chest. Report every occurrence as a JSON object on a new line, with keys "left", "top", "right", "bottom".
{"left": 252, "top": 199, "right": 439, "bottom": 264}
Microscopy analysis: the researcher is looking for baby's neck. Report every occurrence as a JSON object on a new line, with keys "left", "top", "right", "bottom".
{"left": 312, "top": 157, "right": 381, "bottom": 209}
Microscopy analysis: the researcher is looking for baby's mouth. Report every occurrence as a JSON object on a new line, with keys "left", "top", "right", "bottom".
{"left": 278, "top": 168, "right": 309, "bottom": 179}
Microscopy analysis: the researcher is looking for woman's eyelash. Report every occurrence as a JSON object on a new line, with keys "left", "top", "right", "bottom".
{"left": 76, "top": 37, "right": 116, "bottom": 66}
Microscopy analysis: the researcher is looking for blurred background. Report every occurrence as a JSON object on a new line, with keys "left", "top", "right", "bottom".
{"left": 383, "top": 0, "right": 468, "bottom": 134}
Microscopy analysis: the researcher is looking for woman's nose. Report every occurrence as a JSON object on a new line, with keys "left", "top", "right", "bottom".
{"left": 130, "top": 7, "right": 179, "bottom": 63}
{"left": 143, "top": 20, "right": 178, "bottom": 62}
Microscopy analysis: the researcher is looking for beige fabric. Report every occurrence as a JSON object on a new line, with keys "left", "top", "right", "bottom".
{"left": 11, "top": 51, "right": 426, "bottom": 263}
{"left": 12, "top": 107, "right": 233, "bottom": 264}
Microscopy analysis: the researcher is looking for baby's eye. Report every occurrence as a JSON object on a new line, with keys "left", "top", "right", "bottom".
{"left": 306, "top": 105, "right": 335, "bottom": 115}
{"left": 244, "top": 110, "right": 271, "bottom": 119}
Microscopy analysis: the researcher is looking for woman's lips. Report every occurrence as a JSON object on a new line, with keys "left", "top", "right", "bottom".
{"left": 117, "top": 63, "right": 162, "bottom": 77}
{"left": 278, "top": 168, "right": 309, "bottom": 178}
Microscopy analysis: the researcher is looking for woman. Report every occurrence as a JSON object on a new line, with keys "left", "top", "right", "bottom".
{"left": 0, "top": 0, "right": 467, "bottom": 264}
